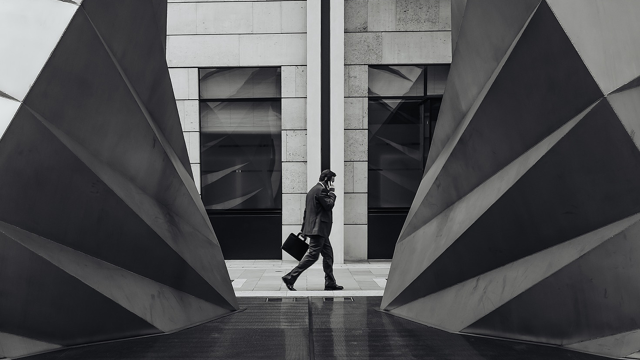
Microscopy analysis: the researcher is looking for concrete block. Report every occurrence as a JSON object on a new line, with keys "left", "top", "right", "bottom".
{"left": 283, "top": 130, "right": 307, "bottom": 161}
{"left": 282, "top": 66, "right": 308, "bottom": 98}
{"left": 381, "top": 32, "right": 451, "bottom": 64}
{"left": 345, "top": 193, "right": 367, "bottom": 224}
{"left": 282, "top": 162, "right": 308, "bottom": 194}
{"left": 183, "top": 131, "right": 200, "bottom": 164}
{"left": 189, "top": 68, "right": 200, "bottom": 99}
{"left": 196, "top": 2, "right": 253, "bottom": 34}
{"left": 283, "top": 194, "right": 306, "bottom": 225}
{"left": 345, "top": 33, "right": 382, "bottom": 64}
{"left": 169, "top": 68, "right": 200, "bottom": 100}
{"left": 169, "top": 68, "right": 188, "bottom": 100}
{"left": 294, "top": 66, "right": 307, "bottom": 97}
{"left": 167, "top": 35, "right": 240, "bottom": 67}
{"left": 345, "top": 65, "right": 368, "bottom": 97}
{"left": 239, "top": 34, "right": 306, "bottom": 66}
{"left": 344, "top": 97, "right": 367, "bottom": 129}
{"left": 396, "top": 0, "right": 451, "bottom": 31}
{"left": 282, "top": 66, "right": 296, "bottom": 98}
{"left": 281, "top": 2, "right": 307, "bottom": 33}
{"left": 368, "top": 0, "right": 396, "bottom": 31}
{"left": 176, "top": 100, "right": 199, "bottom": 132}
{"left": 345, "top": 225, "right": 367, "bottom": 260}
{"left": 354, "top": 161, "right": 368, "bottom": 193}
{"left": 345, "top": 0, "right": 368, "bottom": 32}
{"left": 344, "top": 162, "right": 355, "bottom": 193}
{"left": 345, "top": 130, "right": 368, "bottom": 161}
{"left": 167, "top": 3, "right": 196, "bottom": 35}
{"left": 282, "top": 98, "right": 307, "bottom": 130}
{"left": 253, "top": 2, "right": 281, "bottom": 33}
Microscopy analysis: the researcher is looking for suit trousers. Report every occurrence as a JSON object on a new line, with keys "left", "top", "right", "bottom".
{"left": 284, "top": 235, "right": 336, "bottom": 286}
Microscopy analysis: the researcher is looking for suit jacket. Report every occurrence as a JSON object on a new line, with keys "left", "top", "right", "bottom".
{"left": 301, "top": 183, "right": 336, "bottom": 238}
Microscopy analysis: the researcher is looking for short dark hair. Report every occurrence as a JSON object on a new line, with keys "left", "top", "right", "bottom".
{"left": 319, "top": 169, "right": 336, "bottom": 182}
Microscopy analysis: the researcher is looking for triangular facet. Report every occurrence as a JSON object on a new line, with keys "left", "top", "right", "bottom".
{"left": 465, "top": 218, "right": 640, "bottom": 347}
{"left": 450, "top": 0, "right": 468, "bottom": 54}
{"left": 0, "top": 222, "right": 230, "bottom": 333}
{"left": 23, "top": 7, "right": 215, "bottom": 245}
{"left": 611, "top": 75, "right": 640, "bottom": 96}
{"left": 547, "top": 0, "right": 640, "bottom": 95}
{"left": 0, "top": 2, "right": 236, "bottom": 358}
{"left": 0, "top": 106, "right": 227, "bottom": 308}
{"left": 383, "top": 101, "right": 595, "bottom": 309}
{"left": 425, "top": 0, "right": 541, "bottom": 172}
{"left": 608, "top": 86, "right": 640, "bottom": 153}
{"left": 0, "top": 332, "right": 60, "bottom": 358}
{"left": 567, "top": 329, "right": 640, "bottom": 358}
{"left": 401, "top": 0, "right": 603, "bottom": 242}
{"left": 81, "top": 0, "right": 192, "bottom": 177}
{"left": 392, "top": 100, "right": 640, "bottom": 309}
{"left": 389, "top": 214, "right": 640, "bottom": 330}
{"left": 0, "top": 232, "right": 160, "bottom": 346}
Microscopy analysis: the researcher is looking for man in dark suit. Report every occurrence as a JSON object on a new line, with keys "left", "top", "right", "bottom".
{"left": 282, "top": 169, "right": 343, "bottom": 291}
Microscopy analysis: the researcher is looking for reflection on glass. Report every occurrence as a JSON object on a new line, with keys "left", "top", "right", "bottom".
{"left": 368, "top": 66, "right": 425, "bottom": 97}
{"left": 368, "top": 98, "right": 442, "bottom": 208}
{"left": 427, "top": 65, "right": 450, "bottom": 96}
{"left": 199, "top": 68, "right": 281, "bottom": 99}
{"left": 200, "top": 101, "right": 282, "bottom": 210}
{"left": 368, "top": 99, "right": 423, "bottom": 208}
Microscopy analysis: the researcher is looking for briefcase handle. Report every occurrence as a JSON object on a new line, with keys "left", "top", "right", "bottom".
{"left": 297, "top": 232, "right": 309, "bottom": 243}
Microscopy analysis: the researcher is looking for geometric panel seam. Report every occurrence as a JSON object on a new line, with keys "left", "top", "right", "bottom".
{"left": 80, "top": 8, "right": 213, "bottom": 236}
{"left": 399, "top": 0, "right": 543, "bottom": 242}
{"left": 0, "top": 221, "right": 229, "bottom": 333}
{"left": 23, "top": 105, "right": 232, "bottom": 308}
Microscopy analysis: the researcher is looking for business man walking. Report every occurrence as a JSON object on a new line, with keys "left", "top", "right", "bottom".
{"left": 282, "top": 169, "right": 343, "bottom": 291}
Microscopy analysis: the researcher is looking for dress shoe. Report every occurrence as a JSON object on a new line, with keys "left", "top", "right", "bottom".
{"left": 324, "top": 284, "right": 344, "bottom": 291}
{"left": 282, "top": 276, "right": 296, "bottom": 291}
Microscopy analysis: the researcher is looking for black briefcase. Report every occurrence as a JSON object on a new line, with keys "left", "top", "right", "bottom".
{"left": 282, "top": 232, "right": 309, "bottom": 261}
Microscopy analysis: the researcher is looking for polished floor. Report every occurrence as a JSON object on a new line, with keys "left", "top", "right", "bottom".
{"left": 227, "top": 260, "right": 390, "bottom": 297}
{"left": 24, "top": 297, "right": 608, "bottom": 360}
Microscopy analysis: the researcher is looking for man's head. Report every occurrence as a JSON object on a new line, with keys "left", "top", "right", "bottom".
{"left": 319, "top": 169, "right": 336, "bottom": 183}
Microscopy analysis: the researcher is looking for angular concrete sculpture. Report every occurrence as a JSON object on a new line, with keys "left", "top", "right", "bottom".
{"left": 0, "top": 1, "right": 238, "bottom": 358}
{"left": 382, "top": 0, "right": 640, "bottom": 358}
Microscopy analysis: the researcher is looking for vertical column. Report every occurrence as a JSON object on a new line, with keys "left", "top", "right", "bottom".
{"left": 169, "top": 68, "right": 201, "bottom": 192}
{"left": 330, "top": 0, "right": 345, "bottom": 264}
{"left": 343, "top": 0, "right": 369, "bottom": 261}
{"left": 306, "top": 0, "right": 322, "bottom": 190}
{"left": 281, "top": 66, "right": 308, "bottom": 260}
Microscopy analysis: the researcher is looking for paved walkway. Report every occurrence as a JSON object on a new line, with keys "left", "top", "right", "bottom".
{"left": 226, "top": 260, "right": 391, "bottom": 297}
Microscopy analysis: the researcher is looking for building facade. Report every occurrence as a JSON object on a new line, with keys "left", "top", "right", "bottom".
{"left": 166, "top": 0, "right": 452, "bottom": 262}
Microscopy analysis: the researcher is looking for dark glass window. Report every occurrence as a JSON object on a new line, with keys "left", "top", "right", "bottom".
{"left": 368, "top": 65, "right": 425, "bottom": 97}
{"left": 368, "top": 65, "right": 447, "bottom": 208}
{"left": 368, "top": 65, "right": 448, "bottom": 259}
{"left": 368, "top": 99, "right": 423, "bottom": 208}
{"left": 200, "top": 68, "right": 281, "bottom": 211}
{"left": 199, "top": 68, "right": 281, "bottom": 99}
{"left": 368, "top": 98, "right": 442, "bottom": 208}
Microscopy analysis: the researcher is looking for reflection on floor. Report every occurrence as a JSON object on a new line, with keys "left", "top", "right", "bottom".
{"left": 227, "top": 260, "right": 390, "bottom": 297}
{"left": 24, "top": 297, "right": 608, "bottom": 360}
